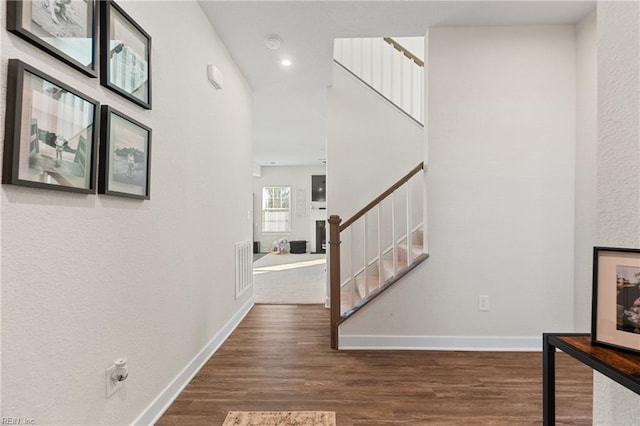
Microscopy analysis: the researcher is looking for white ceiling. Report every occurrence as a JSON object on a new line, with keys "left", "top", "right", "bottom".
{"left": 199, "top": 1, "right": 595, "bottom": 166}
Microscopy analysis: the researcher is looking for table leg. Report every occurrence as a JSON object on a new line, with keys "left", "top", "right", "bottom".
{"left": 543, "top": 333, "right": 556, "bottom": 426}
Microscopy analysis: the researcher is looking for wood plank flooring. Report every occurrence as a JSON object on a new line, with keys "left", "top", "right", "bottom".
{"left": 157, "top": 305, "right": 592, "bottom": 425}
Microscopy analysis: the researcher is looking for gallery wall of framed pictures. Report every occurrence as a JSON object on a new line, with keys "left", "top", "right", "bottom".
{"left": 3, "top": 0, "right": 153, "bottom": 199}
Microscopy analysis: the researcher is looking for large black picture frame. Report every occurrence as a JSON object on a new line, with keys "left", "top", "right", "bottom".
{"left": 592, "top": 246, "right": 640, "bottom": 354}
{"left": 2, "top": 59, "right": 99, "bottom": 194}
{"left": 98, "top": 106, "right": 152, "bottom": 200}
{"left": 100, "top": 0, "right": 152, "bottom": 109}
{"left": 6, "top": 0, "right": 98, "bottom": 77}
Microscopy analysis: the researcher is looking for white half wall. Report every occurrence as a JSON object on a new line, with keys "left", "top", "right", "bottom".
{"left": 593, "top": 1, "right": 640, "bottom": 423}
{"left": 339, "top": 25, "right": 577, "bottom": 347}
{"left": 326, "top": 62, "right": 424, "bottom": 222}
{"left": 252, "top": 165, "right": 327, "bottom": 252}
{"left": 1, "top": 1, "right": 253, "bottom": 423}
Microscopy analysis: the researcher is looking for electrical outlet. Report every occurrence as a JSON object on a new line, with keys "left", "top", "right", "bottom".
{"left": 478, "top": 295, "right": 490, "bottom": 312}
{"left": 106, "top": 365, "right": 122, "bottom": 398}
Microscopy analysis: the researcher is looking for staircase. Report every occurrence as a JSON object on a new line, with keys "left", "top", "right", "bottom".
{"left": 340, "top": 227, "right": 426, "bottom": 314}
{"left": 329, "top": 163, "right": 428, "bottom": 350}
{"left": 328, "top": 37, "right": 426, "bottom": 349}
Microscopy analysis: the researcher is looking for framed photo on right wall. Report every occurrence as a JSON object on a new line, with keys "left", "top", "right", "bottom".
{"left": 99, "top": 106, "right": 151, "bottom": 199}
{"left": 100, "top": 0, "right": 151, "bottom": 109}
{"left": 592, "top": 246, "right": 640, "bottom": 354}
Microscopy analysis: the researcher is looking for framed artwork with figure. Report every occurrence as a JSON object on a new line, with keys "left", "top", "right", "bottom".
{"left": 7, "top": 0, "right": 98, "bottom": 77}
{"left": 592, "top": 246, "right": 640, "bottom": 354}
{"left": 98, "top": 106, "right": 151, "bottom": 200}
{"left": 2, "top": 59, "right": 99, "bottom": 193}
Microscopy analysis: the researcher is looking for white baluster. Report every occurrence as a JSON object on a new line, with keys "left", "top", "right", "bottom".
{"left": 400, "top": 56, "right": 405, "bottom": 112}
{"left": 420, "top": 66, "right": 424, "bottom": 124}
{"left": 377, "top": 204, "right": 383, "bottom": 288}
{"left": 389, "top": 44, "right": 395, "bottom": 103}
{"left": 369, "top": 38, "right": 374, "bottom": 86}
{"left": 410, "top": 60, "right": 415, "bottom": 118}
{"left": 363, "top": 213, "right": 368, "bottom": 298}
{"left": 380, "top": 39, "right": 385, "bottom": 96}
{"left": 349, "top": 38, "right": 355, "bottom": 74}
{"left": 358, "top": 38, "right": 364, "bottom": 78}
{"left": 406, "top": 181, "right": 413, "bottom": 266}
{"left": 391, "top": 192, "right": 397, "bottom": 277}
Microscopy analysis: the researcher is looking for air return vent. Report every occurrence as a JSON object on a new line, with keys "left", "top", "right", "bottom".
{"left": 235, "top": 240, "right": 253, "bottom": 299}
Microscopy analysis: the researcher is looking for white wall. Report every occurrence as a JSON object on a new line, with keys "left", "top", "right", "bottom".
{"left": 327, "top": 63, "right": 424, "bottom": 222}
{"left": 0, "top": 1, "right": 253, "bottom": 423}
{"left": 593, "top": 1, "right": 640, "bottom": 422}
{"left": 253, "top": 86, "right": 328, "bottom": 166}
{"left": 339, "top": 25, "right": 577, "bottom": 349}
{"left": 252, "top": 165, "right": 326, "bottom": 252}
{"left": 574, "top": 10, "right": 597, "bottom": 332}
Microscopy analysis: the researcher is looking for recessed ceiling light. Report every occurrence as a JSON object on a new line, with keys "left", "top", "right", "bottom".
{"left": 281, "top": 59, "right": 292, "bottom": 67}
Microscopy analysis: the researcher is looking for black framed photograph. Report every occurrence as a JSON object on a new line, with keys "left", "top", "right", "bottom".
{"left": 2, "top": 59, "right": 99, "bottom": 193}
{"left": 592, "top": 246, "right": 640, "bottom": 354}
{"left": 7, "top": 0, "right": 98, "bottom": 77}
{"left": 99, "top": 106, "right": 151, "bottom": 199}
{"left": 100, "top": 0, "right": 151, "bottom": 109}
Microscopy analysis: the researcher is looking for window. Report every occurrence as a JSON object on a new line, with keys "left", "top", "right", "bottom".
{"left": 262, "top": 186, "right": 291, "bottom": 233}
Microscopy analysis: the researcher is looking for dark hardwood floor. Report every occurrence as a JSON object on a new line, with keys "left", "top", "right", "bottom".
{"left": 157, "top": 305, "right": 592, "bottom": 425}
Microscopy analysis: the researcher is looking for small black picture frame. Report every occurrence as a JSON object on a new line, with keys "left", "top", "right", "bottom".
{"left": 100, "top": 0, "right": 152, "bottom": 109}
{"left": 592, "top": 246, "right": 640, "bottom": 354}
{"left": 2, "top": 59, "right": 99, "bottom": 193}
{"left": 6, "top": 0, "right": 98, "bottom": 77}
{"left": 99, "top": 106, "right": 151, "bottom": 199}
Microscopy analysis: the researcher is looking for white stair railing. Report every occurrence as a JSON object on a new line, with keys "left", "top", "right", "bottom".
{"left": 331, "top": 163, "right": 426, "bottom": 341}
{"left": 334, "top": 37, "right": 424, "bottom": 124}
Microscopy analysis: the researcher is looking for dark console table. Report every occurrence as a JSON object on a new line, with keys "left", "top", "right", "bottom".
{"left": 543, "top": 333, "right": 640, "bottom": 425}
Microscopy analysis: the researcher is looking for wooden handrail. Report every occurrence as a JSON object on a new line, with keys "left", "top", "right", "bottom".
{"left": 383, "top": 37, "right": 424, "bottom": 67}
{"left": 340, "top": 162, "right": 424, "bottom": 232}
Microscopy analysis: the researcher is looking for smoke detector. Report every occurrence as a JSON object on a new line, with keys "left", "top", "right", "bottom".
{"left": 264, "top": 34, "right": 282, "bottom": 50}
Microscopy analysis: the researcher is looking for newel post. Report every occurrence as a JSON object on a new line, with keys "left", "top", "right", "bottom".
{"left": 328, "top": 214, "right": 342, "bottom": 350}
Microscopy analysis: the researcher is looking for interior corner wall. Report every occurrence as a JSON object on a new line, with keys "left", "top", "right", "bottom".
{"left": 593, "top": 1, "right": 640, "bottom": 422}
{"left": 339, "top": 25, "right": 577, "bottom": 346}
{"left": 0, "top": 1, "right": 253, "bottom": 423}
{"left": 574, "top": 10, "right": 597, "bottom": 333}
{"left": 252, "top": 165, "right": 326, "bottom": 252}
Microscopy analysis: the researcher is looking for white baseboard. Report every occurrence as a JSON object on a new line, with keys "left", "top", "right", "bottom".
{"left": 339, "top": 334, "right": 541, "bottom": 351}
{"left": 134, "top": 297, "right": 254, "bottom": 425}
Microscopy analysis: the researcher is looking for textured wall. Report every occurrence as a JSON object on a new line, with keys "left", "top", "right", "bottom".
{"left": 340, "top": 25, "right": 577, "bottom": 344}
{"left": 593, "top": 1, "right": 640, "bottom": 423}
{"left": 0, "top": 1, "right": 253, "bottom": 423}
{"left": 574, "top": 10, "right": 597, "bottom": 332}
{"left": 327, "top": 63, "right": 424, "bottom": 222}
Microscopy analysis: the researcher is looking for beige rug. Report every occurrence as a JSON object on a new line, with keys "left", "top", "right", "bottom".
{"left": 222, "top": 411, "right": 336, "bottom": 426}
